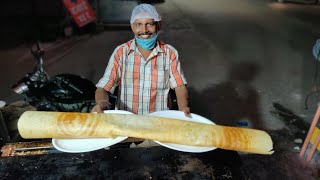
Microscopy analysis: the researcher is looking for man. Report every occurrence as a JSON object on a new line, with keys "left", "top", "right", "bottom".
{"left": 91, "top": 4, "right": 190, "bottom": 116}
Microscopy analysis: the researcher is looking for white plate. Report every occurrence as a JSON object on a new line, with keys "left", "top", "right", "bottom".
{"left": 52, "top": 110, "right": 132, "bottom": 153}
{"left": 149, "top": 110, "right": 217, "bottom": 153}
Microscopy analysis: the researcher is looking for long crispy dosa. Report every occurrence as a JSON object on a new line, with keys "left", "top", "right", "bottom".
{"left": 18, "top": 111, "right": 274, "bottom": 154}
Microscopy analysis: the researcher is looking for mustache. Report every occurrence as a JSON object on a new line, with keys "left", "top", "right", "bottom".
{"left": 137, "top": 32, "right": 153, "bottom": 36}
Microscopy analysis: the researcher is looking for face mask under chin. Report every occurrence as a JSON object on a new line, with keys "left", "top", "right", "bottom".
{"left": 135, "top": 33, "right": 158, "bottom": 50}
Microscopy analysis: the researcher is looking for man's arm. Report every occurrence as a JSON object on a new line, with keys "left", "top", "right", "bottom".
{"left": 92, "top": 45, "right": 123, "bottom": 113}
{"left": 91, "top": 87, "right": 111, "bottom": 113}
{"left": 175, "top": 85, "right": 191, "bottom": 117}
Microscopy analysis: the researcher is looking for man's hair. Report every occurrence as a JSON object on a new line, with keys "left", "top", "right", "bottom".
{"left": 130, "top": 4, "right": 161, "bottom": 24}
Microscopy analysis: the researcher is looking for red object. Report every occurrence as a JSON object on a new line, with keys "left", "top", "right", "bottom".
{"left": 63, "top": 0, "right": 96, "bottom": 27}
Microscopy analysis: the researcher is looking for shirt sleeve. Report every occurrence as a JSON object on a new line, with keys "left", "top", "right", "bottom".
{"left": 168, "top": 47, "right": 187, "bottom": 89}
{"left": 96, "top": 46, "right": 122, "bottom": 92}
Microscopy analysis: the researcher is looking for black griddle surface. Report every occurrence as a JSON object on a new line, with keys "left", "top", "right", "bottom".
{"left": 0, "top": 146, "right": 246, "bottom": 179}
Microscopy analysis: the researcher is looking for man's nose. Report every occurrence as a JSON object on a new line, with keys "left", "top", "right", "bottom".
{"left": 141, "top": 25, "right": 148, "bottom": 33}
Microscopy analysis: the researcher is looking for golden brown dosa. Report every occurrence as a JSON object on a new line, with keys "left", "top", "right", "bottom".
{"left": 17, "top": 111, "right": 274, "bottom": 154}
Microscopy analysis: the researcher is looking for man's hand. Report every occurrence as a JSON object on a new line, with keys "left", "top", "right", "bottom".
{"left": 175, "top": 85, "right": 191, "bottom": 117}
{"left": 180, "top": 106, "right": 191, "bottom": 118}
{"left": 90, "top": 100, "right": 110, "bottom": 113}
{"left": 92, "top": 88, "right": 111, "bottom": 113}
{"left": 90, "top": 104, "right": 104, "bottom": 113}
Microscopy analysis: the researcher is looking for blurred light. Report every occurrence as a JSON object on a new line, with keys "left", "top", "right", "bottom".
{"left": 269, "top": 2, "right": 289, "bottom": 10}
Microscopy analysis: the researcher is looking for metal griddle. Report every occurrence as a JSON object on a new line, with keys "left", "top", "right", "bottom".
{"left": 0, "top": 145, "right": 248, "bottom": 179}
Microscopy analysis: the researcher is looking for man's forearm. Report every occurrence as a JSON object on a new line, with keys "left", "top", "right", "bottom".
{"left": 175, "top": 85, "right": 189, "bottom": 110}
{"left": 95, "top": 87, "right": 110, "bottom": 109}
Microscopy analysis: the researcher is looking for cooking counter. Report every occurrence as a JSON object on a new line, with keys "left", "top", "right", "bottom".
{"left": 0, "top": 145, "right": 247, "bottom": 179}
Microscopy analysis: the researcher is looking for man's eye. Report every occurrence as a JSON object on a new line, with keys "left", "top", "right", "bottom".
{"left": 136, "top": 24, "right": 141, "bottom": 27}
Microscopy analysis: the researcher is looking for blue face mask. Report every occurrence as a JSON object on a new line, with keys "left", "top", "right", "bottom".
{"left": 135, "top": 33, "right": 158, "bottom": 50}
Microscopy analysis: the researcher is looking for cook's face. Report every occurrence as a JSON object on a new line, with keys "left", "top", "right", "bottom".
{"left": 131, "top": 18, "right": 158, "bottom": 39}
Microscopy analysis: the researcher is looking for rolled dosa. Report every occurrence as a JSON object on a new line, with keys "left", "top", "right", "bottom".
{"left": 18, "top": 111, "right": 274, "bottom": 155}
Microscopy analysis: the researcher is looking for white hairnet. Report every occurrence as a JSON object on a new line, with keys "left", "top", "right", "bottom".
{"left": 130, "top": 4, "right": 161, "bottom": 24}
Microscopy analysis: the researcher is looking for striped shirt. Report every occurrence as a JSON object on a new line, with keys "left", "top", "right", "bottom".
{"left": 96, "top": 39, "right": 187, "bottom": 115}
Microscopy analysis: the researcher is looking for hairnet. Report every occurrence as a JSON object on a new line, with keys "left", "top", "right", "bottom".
{"left": 130, "top": 4, "right": 161, "bottom": 24}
